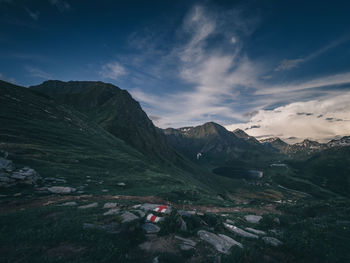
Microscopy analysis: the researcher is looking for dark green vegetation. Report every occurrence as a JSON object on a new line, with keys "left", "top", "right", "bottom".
{"left": 0, "top": 80, "right": 216, "bottom": 198}
{"left": 1, "top": 79, "right": 350, "bottom": 262}
{"left": 30, "top": 80, "right": 180, "bottom": 164}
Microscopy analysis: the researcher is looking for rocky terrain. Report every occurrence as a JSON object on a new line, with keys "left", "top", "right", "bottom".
{"left": 1, "top": 80, "right": 350, "bottom": 262}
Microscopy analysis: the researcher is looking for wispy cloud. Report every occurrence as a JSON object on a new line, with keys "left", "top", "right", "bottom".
{"left": 26, "top": 66, "right": 53, "bottom": 79}
{"left": 24, "top": 7, "right": 39, "bottom": 21}
{"left": 226, "top": 92, "right": 350, "bottom": 143}
{"left": 49, "top": 0, "right": 70, "bottom": 12}
{"left": 257, "top": 71, "right": 350, "bottom": 95}
{"left": 99, "top": 62, "right": 127, "bottom": 80}
{"left": 275, "top": 37, "right": 348, "bottom": 71}
{"left": 130, "top": 4, "right": 260, "bottom": 128}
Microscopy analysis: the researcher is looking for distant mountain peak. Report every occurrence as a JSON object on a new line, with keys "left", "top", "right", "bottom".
{"left": 232, "top": 128, "right": 250, "bottom": 139}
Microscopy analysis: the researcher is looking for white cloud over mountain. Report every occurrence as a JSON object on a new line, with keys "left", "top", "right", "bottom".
{"left": 226, "top": 93, "right": 350, "bottom": 143}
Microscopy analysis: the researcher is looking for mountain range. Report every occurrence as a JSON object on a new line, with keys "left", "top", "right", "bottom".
{"left": 1, "top": 79, "right": 350, "bottom": 262}
{"left": 1, "top": 79, "right": 349, "bottom": 189}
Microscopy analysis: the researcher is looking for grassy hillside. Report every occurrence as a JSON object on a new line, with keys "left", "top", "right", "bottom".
{"left": 0, "top": 80, "right": 217, "bottom": 198}
{"left": 288, "top": 146, "right": 350, "bottom": 197}
{"left": 29, "top": 81, "right": 183, "bottom": 166}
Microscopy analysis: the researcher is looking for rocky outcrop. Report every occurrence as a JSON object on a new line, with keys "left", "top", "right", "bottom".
{"left": 223, "top": 223, "right": 259, "bottom": 239}
{"left": 0, "top": 164, "right": 41, "bottom": 188}
{"left": 198, "top": 230, "right": 242, "bottom": 254}
{"left": 244, "top": 215, "right": 262, "bottom": 224}
{"left": 262, "top": 236, "right": 283, "bottom": 246}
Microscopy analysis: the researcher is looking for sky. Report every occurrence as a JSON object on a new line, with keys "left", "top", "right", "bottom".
{"left": 1, "top": 0, "right": 350, "bottom": 143}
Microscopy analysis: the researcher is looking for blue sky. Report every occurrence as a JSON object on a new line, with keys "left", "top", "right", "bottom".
{"left": 1, "top": 0, "right": 350, "bottom": 142}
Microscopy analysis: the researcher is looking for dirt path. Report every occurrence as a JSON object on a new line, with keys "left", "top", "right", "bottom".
{"left": 0, "top": 194, "right": 281, "bottom": 215}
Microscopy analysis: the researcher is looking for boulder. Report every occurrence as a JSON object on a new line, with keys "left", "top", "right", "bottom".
{"left": 223, "top": 223, "right": 259, "bottom": 239}
{"left": 273, "top": 217, "right": 280, "bottom": 225}
{"left": 175, "top": 235, "right": 197, "bottom": 250}
{"left": 245, "top": 227, "right": 266, "bottom": 235}
{"left": 141, "top": 223, "right": 160, "bottom": 234}
{"left": 262, "top": 236, "right": 283, "bottom": 246}
{"left": 103, "top": 208, "right": 120, "bottom": 216}
{"left": 78, "top": 202, "right": 98, "bottom": 209}
{"left": 121, "top": 211, "right": 139, "bottom": 223}
{"left": 0, "top": 157, "right": 14, "bottom": 171}
{"left": 218, "top": 234, "right": 243, "bottom": 249}
{"left": 103, "top": 202, "right": 118, "bottom": 209}
{"left": 198, "top": 230, "right": 241, "bottom": 254}
{"left": 117, "top": 182, "right": 126, "bottom": 186}
{"left": 11, "top": 167, "right": 41, "bottom": 185}
{"left": 244, "top": 215, "right": 262, "bottom": 224}
{"left": 48, "top": 186, "right": 76, "bottom": 194}
{"left": 226, "top": 219, "right": 235, "bottom": 225}
{"left": 134, "top": 210, "right": 146, "bottom": 218}
{"left": 180, "top": 218, "right": 187, "bottom": 231}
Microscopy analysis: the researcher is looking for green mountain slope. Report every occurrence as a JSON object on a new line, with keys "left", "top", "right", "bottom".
{"left": 0, "top": 80, "right": 213, "bottom": 196}
{"left": 288, "top": 146, "right": 350, "bottom": 197}
{"left": 29, "top": 80, "right": 180, "bottom": 165}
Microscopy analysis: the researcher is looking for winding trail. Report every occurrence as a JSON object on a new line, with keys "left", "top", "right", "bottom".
{"left": 0, "top": 194, "right": 281, "bottom": 215}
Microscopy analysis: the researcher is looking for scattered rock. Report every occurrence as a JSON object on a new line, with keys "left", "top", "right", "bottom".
{"left": 0, "top": 157, "right": 15, "bottom": 171}
{"left": 217, "top": 234, "right": 243, "bottom": 249}
{"left": 0, "top": 165, "right": 41, "bottom": 187}
{"left": 223, "top": 223, "right": 259, "bottom": 239}
{"left": 103, "top": 208, "right": 120, "bottom": 216}
{"left": 59, "top": 201, "right": 77, "bottom": 206}
{"left": 226, "top": 219, "right": 235, "bottom": 225}
{"left": 178, "top": 210, "right": 194, "bottom": 217}
{"left": 180, "top": 218, "right": 187, "bottom": 231}
{"left": 77, "top": 191, "right": 84, "bottom": 194}
{"left": 262, "top": 236, "right": 283, "bottom": 246}
{"left": 102, "top": 189, "right": 109, "bottom": 192}
{"left": 198, "top": 230, "right": 241, "bottom": 254}
{"left": 153, "top": 205, "right": 171, "bottom": 214}
{"left": 78, "top": 202, "right": 98, "bottom": 209}
{"left": 48, "top": 186, "right": 76, "bottom": 194}
{"left": 244, "top": 215, "right": 262, "bottom": 224}
{"left": 120, "top": 211, "right": 139, "bottom": 223}
{"left": 273, "top": 217, "right": 280, "bottom": 225}
{"left": 175, "top": 235, "right": 197, "bottom": 250}
{"left": 141, "top": 223, "right": 160, "bottom": 234}
{"left": 146, "top": 213, "right": 164, "bottom": 223}
{"left": 245, "top": 227, "right": 266, "bottom": 235}
{"left": 152, "top": 256, "right": 159, "bottom": 263}
{"left": 103, "top": 202, "right": 118, "bottom": 209}
{"left": 139, "top": 203, "right": 161, "bottom": 212}
{"left": 13, "top": 192, "right": 22, "bottom": 197}
{"left": 134, "top": 210, "right": 146, "bottom": 218}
